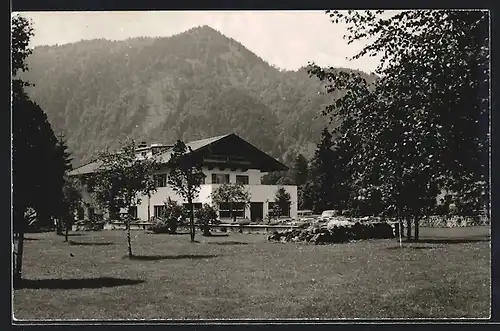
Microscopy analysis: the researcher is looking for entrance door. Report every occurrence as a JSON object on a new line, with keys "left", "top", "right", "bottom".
{"left": 250, "top": 202, "right": 264, "bottom": 223}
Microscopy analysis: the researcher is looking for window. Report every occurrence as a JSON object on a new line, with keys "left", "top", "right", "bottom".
{"left": 154, "top": 174, "right": 167, "bottom": 187}
{"left": 219, "top": 202, "right": 245, "bottom": 219}
{"left": 154, "top": 205, "right": 166, "bottom": 218}
{"left": 236, "top": 175, "right": 249, "bottom": 185}
{"left": 268, "top": 202, "right": 290, "bottom": 217}
{"left": 183, "top": 203, "right": 202, "bottom": 212}
{"left": 212, "top": 173, "right": 230, "bottom": 184}
{"left": 88, "top": 207, "right": 95, "bottom": 220}
{"left": 129, "top": 206, "right": 138, "bottom": 219}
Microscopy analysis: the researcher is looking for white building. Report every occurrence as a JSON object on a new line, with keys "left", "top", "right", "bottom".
{"left": 69, "top": 133, "right": 298, "bottom": 223}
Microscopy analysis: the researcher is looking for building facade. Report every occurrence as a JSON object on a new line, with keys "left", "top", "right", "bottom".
{"left": 69, "top": 133, "right": 298, "bottom": 223}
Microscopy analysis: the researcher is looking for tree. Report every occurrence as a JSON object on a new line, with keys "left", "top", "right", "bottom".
{"left": 163, "top": 198, "right": 185, "bottom": 234}
{"left": 307, "top": 10, "right": 489, "bottom": 240}
{"left": 274, "top": 186, "right": 292, "bottom": 218}
{"left": 195, "top": 204, "right": 218, "bottom": 236}
{"left": 12, "top": 14, "right": 34, "bottom": 94}
{"left": 298, "top": 181, "right": 316, "bottom": 211}
{"left": 54, "top": 134, "right": 74, "bottom": 235}
{"left": 293, "top": 154, "right": 309, "bottom": 186}
{"left": 92, "top": 139, "right": 157, "bottom": 257}
{"left": 211, "top": 183, "right": 251, "bottom": 223}
{"left": 307, "top": 128, "right": 336, "bottom": 213}
{"left": 261, "top": 171, "right": 290, "bottom": 185}
{"left": 12, "top": 14, "right": 67, "bottom": 287}
{"left": 60, "top": 177, "right": 82, "bottom": 242}
{"left": 167, "top": 140, "right": 205, "bottom": 242}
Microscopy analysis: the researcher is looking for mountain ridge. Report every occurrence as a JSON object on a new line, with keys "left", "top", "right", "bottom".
{"left": 22, "top": 25, "right": 376, "bottom": 168}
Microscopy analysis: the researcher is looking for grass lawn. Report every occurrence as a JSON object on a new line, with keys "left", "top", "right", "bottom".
{"left": 13, "top": 226, "right": 490, "bottom": 320}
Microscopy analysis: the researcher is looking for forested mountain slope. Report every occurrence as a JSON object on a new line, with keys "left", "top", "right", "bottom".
{"left": 23, "top": 25, "right": 376, "bottom": 167}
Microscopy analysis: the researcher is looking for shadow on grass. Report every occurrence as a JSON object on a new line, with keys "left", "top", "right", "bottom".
{"left": 148, "top": 232, "right": 190, "bottom": 235}
{"left": 17, "top": 277, "right": 144, "bottom": 290}
{"left": 405, "top": 238, "right": 490, "bottom": 244}
{"left": 208, "top": 241, "right": 248, "bottom": 245}
{"left": 205, "top": 233, "right": 230, "bottom": 237}
{"left": 23, "top": 237, "right": 39, "bottom": 241}
{"left": 386, "top": 246, "right": 435, "bottom": 250}
{"left": 66, "top": 233, "right": 85, "bottom": 237}
{"left": 126, "top": 254, "right": 218, "bottom": 261}
{"left": 68, "top": 241, "right": 114, "bottom": 246}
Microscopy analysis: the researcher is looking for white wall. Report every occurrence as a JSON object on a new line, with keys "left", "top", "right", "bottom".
{"left": 203, "top": 168, "right": 261, "bottom": 185}
{"left": 135, "top": 184, "right": 297, "bottom": 221}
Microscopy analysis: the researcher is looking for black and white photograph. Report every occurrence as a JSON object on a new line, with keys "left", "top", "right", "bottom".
{"left": 11, "top": 9, "right": 491, "bottom": 321}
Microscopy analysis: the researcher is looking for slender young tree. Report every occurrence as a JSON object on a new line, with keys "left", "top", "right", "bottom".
{"left": 92, "top": 140, "right": 157, "bottom": 257}
{"left": 61, "top": 177, "right": 82, "bottom": 242}
{"left": 167, "top": 140, "right": 205, "bottom": 242}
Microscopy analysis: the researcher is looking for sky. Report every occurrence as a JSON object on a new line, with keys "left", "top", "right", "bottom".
{"left": 18, "top": 11, "right": 382, "bottom": 73}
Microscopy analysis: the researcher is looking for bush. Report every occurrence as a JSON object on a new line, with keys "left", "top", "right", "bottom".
{"left": 268, "top": 222, "right": 395, "bottom": 244}
{"left": 195, "top": 204, "right": 218, "bottom": 236}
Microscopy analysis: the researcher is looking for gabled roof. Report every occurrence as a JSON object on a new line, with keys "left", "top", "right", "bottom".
{"left": 69, "top": 133, "right": 287, "bottom": 176}
{"left": 155, "top": 134, "right": 231, "bottom": 164}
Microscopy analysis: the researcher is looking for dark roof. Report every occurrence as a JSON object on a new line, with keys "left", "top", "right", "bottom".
{"left": 69, "top": 133, "right": 287, "bottom": 176}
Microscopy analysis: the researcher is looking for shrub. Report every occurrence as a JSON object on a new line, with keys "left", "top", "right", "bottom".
{"left": 195, "top": 204, "right": 218, "bottom": 236}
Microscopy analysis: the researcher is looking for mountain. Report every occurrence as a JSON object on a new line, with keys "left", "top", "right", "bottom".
{"left": 22, "top": 25, "right": 376, "bottom": 168}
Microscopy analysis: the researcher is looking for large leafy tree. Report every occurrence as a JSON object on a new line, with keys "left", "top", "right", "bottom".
{"left": 211, "top": 183, "right": 251, "bottom": 223}
{"left": 92, "top": 140, "right": 158, "bottom": 257}
{"left": 12, "top": 14, "right": 69, "bottom": 287}
{"left": 167, "top": 140, "right": 205, "bottom": 242}
{"left": 308, "top": 10, "right": 489, "bottom": 240}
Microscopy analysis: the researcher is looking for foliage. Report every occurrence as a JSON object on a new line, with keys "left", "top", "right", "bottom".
{"left": 195, "top": 204, "right": 218, "bottom": 236}
{"left": 292, "top": 154, "right": 309, "bottom": 186}
{"left": 267, "top": 222, "right": 394, "bottom": 244}
{"left": 149, "top": 198, "right": 184, "bottom": 234}
{"left": 211, "top": 183, "right": 251, "bottom": 222}
{"left": 12, "top": 14, "right": 34, "bottom": 92}
{"left": 167, "top": 140, "right": 205, "bottom": 242}
{"left": 60, "top": 177, "right": 82, "bottom": 241}
{"left": 301, "top": 128, "right": 338, "bottom": 213}
{"left": 166, "top": 198, "right": 185, "bottom": 234}
{"left": 12, "top": 14, "right": 69, "bottom": 286}
{"left": 274, "top": 187, "right": 292, "bottom": 218}
{"left": 21, "top": 26, "right": 376, "bottom": 168}
{"left": 307, "top": 10, "right": 489, "bottom": 240}
{"left": 92, "top": 139, "right": 158, "bottom": 256}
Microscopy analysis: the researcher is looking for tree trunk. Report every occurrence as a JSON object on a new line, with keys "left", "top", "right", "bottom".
{"left": 414, "top": 215, "right": 420, "bottom": 242}
{"left": 126, "top": 216, "right": 133, "bottom": 257}
{"left": 14, "top": 210, "right": 26, "bottom": 289}
{"left": 147, "top": 194, "right": 151, "bottom": 221}
{"left": 189, "top": 199, "right": 195, "bottom": 242}
{"left": 56, "top": 219, "right": 63, "bottom": 235}
{"left": 231, "top": 202, "right": 236, "bottom": 223}
{"left": 405, "top": 215, "right": 412, "bottom": 241}
{"left": 64, "top": 223, "right": 69, "bottom": 242}
{"left": 203, "top": 219, "right": 210, "bottom": 236}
